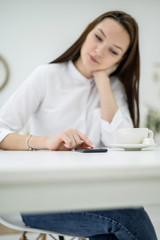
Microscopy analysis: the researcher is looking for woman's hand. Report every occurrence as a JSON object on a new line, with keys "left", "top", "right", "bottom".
{"left": 45, "top": 128, "right": 94, "bottom": 151}
{"left": 105, "top": 63, "right": 118, "bottom": 77}
{"left": 93, "top": 63, "right": 118, "bottom": 93}
{"left": 93, "top": 63, "right": 118, "bottom": 81}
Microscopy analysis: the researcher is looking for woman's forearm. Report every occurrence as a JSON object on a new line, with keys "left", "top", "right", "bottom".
{"left": 94, "top": 72, "right": 118, "bottom": 122}
{"left": 0, "top": 133, "right": 48, "bottom": 150}
{"left": 99, "top": 78, "right": 118, "bottom": 122}
{"left": 0, "top": 129, "right": 94, "bottom": 151}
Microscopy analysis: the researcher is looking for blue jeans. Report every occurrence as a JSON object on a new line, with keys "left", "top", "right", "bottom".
{"left": 22, "top": 207, "right": 157, "bottom": 240}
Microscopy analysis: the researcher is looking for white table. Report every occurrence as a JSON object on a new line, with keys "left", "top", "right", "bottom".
{"left": 0, "top": 148, "right": 160, "bottom": 214}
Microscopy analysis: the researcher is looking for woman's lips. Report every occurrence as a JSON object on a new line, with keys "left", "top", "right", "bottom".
{"left": 89, "top": 55, "right": 99, "bottom": 64}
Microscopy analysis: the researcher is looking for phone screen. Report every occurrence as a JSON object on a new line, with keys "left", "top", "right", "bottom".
{"left": 75, "top": 148, "right": 108, "bottom": 153}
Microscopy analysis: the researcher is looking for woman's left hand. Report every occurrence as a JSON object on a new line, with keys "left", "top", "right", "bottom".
{"left": 93, "top": 63, "right": 118, "bottom": 79}
{"left": 93, "top": 64, "right": 118, "bottom": 92}
{"left": 105, "top": 63, "right": 119, "bottom": 77}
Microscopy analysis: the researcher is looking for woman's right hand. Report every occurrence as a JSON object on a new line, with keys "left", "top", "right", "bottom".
{"left": 45, "top": 128, "right": 94, "bottom": 151}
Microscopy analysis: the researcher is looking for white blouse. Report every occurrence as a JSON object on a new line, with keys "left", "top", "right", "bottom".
{"left": 0, "top": 61, "right": 133, "bottom": 147}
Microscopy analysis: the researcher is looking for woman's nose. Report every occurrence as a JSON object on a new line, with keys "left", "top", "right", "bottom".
{"left": 95, "top": 45, "right": 105, "bottom": 58}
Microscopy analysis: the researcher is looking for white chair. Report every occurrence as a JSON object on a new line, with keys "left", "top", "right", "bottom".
{"left": 0, "top": 215, "right": 86, "bottom": 240}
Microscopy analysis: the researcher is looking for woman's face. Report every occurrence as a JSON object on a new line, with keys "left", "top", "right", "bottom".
{"left": 75, "top": 18, "right": 130, "bottom": 78}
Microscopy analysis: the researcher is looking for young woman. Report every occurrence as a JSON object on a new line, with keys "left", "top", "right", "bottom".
{"left": 0, "top": 11, "right": 157, "bottom": 240}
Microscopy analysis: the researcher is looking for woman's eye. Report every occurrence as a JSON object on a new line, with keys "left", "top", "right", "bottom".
{"left": 95, "top": 34, "right": 102, "bottom": 41}
{"left": 110, "top": 49, "right": 118, "bottom": 55}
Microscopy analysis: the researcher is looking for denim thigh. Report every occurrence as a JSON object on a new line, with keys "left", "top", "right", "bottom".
{"left": 22, "top": 207, "right": 157, "bottom": 240}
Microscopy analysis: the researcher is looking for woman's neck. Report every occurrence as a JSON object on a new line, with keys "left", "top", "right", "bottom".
{"left": 73, "top": 59, "right": 92, "bottom": 79}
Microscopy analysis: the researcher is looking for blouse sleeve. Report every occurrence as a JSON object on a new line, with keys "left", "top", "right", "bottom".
{"left": 0, "top": 66, "right": 46, "bottom": 142}
{"left": 100, "top": 77, "right": 133, "bottom": 145}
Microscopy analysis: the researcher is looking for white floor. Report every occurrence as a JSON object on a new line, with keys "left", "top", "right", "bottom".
{"left": 0, "top": 206, "right": 159, "bottom": 239}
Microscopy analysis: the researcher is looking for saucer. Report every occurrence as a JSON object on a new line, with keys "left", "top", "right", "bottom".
{"left": 109, "top": 143, "right": 156, "bottom": 151}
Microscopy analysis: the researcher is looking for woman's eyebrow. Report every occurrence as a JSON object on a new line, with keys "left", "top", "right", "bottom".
{"left": 113, "top": 44, "right": 123, "bottom": 52}
{"left": 98, "top": 28, "right": 106, "bottom": 38}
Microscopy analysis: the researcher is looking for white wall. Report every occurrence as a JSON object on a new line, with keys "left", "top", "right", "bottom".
{"left": 0, "top": 0, "right": 160, "bottom": 124}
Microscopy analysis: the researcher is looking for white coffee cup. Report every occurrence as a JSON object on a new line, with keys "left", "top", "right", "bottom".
{"left": 118, "top": 128, "right": 153, "bottom": 144}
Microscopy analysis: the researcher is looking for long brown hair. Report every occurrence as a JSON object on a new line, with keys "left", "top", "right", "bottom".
{"left": 50, "top": 11, "right": 140, "bottom": 127}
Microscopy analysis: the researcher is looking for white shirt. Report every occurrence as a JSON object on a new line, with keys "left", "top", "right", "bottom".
{"left": 0, "top": 61, "right": 133, "bottom": 146}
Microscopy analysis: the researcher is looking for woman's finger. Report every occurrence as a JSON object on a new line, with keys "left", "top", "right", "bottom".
{"left": 76, "top": 130, "right": 94, "bottom": 147}
{"left": 105, "top": 63, "right": 119, "bottom": 76}
{"left": 65, "top": 129, "right": 77, "bottom": 147}
{"left": 59, "top": 128, "right": 94, "bottom": 149}
{"left": 65, "top": 129, "right": 82, "bottom": 148}
{"left": 59, "top": 132, "right": 73, "bottom": 149}
{"left": 72, "top": 131, "right": 83, "bottom": 146}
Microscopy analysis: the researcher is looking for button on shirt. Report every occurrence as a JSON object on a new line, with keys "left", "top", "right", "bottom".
{"left": 0, "top": 61, "right": 133, "bottom": 146}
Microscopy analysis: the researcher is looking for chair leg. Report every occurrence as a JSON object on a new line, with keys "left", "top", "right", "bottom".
{"left": 39, "top": 234, "right": 47, "bottom": 240}
{"left": 20, "top": 231, "right": 28, "bottom": 240}
{"left": 59, "top": 236, "right": 65, "bottom": 240}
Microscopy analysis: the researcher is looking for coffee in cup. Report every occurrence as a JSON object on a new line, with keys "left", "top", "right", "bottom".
{"left": 118, "top": 128, "right": 153, "bottom": 144}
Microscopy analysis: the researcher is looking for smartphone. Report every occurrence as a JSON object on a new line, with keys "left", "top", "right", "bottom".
{"left": 75, "top": 148, "right": 108, "bottom": 153}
